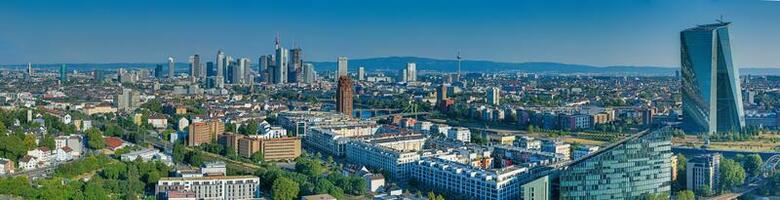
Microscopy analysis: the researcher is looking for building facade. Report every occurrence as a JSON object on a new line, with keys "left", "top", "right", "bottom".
{"left": 155, "top": 176, "right": 260, "bottom": 200}
{"left": 681, "top": 22, "right": 745, "bottom": 134}
{"left": 337, "top": 76, "right": 354, "bottom": 117}
{"left": 557, "top": 127, "right": 673, "bottom": 199}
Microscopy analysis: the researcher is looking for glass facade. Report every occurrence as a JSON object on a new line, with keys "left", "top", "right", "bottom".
{"left": 680, "top": 22, "right": 745, "bottom": 134}
{"left": 558, "top": 127, "right": 673, "bottom": 200}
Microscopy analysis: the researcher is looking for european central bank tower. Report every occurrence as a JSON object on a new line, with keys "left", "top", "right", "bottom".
{"left": 681, "top": 22, "right": 745, "bottom": 134}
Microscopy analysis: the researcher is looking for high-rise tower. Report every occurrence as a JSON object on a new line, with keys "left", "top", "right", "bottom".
{"left": 274, "top": 35, "right": 288, "bottom": 84}
{"left": 337, "top": 57, "right": 348, "bottom": 77}
{"left": 336, "top": 76, "right": 354, "bottom": 117}
{"left": 681, "top": 22, "right": 745, "bottom": 134}
{"left": 168, "top": 56, "right": 175, "bottom": 79}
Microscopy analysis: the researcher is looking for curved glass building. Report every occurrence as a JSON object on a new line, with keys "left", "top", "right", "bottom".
{"left": 557, "top": 127, "right": 673, "bottom": 199}
{"left": 680, "top": 22, "right": 745, "bottom": 134}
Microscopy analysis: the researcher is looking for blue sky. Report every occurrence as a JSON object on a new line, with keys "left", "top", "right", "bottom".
{"left": 1, "top": 0, "right": 779, "bottom": 67}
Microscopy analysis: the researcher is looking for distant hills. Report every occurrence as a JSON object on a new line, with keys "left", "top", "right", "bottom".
{"left": 3, "top": 56, "right": 779, "bottom": 76}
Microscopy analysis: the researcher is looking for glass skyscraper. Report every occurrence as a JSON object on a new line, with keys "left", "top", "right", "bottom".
{"left": 680, "top": 22, "right": 745, "bottom": 134}
{"left": 558, "top": 127, "right": 673, "bottom": 200}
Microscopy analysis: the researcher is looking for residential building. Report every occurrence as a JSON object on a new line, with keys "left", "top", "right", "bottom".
{"left": 571, "top": 145, "right": 599, "bottom": 160}
{"left": 447, "top": 127, "right": 471, "bottom": 143}
{"left": 541, "top": 140, "right": 570, "bottom": 160}
{"left": 687, "top": 153, "right": 721, "bottom": 193}
{"left": 0, "top": 158, "right": 15, "bottom": 175}
{"left": 188, "top": 120, "right": 225, "bottom": 146}
{"left": 488, "top": 87, "right": 500, "bottom": 105}
{"left": 411, "top": 157, "right": 527, "bottom": 200}
{"left": 155, "top": 176, "right": 260, "bottom": 200}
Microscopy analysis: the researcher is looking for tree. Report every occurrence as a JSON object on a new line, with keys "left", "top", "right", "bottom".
{"left": 428, "top": 191, "right": 436, "bottom": 200}
{"left": 86, "top": 128, "right": 106, "bottom": 149}
{"left": 720, "top": 158, "right": 746, "bottom": 192}
{"left": 186, "top": 151, "right": 204, "bottom": 166}
{"left": 251, "top": 151, "right": 264, "bottom": 163}
{"left": 42, "top": 135, "right": 56, "bottom": 150}
{"left": 272, "top": 177, "right": 300, "bottom": 200}
{"left": 83, "top": 180, "right": 110, "bottom": 200}
{"left": 676, "top": 154, "right": 687, "bottom": 189}
{"left": 675, "top": 190, "right": 695, "bottom": 200}
{"left": 172, "top": 143, "right": 186, "bottom": 164}
{"left": 23, "top": 134, "right": 37, "bottom": 150}
{"left": 742, "top": 154, "right": 763, "bottom": 177}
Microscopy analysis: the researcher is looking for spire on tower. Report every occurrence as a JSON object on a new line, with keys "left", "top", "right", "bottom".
{"left": 275, "top": 33, "right": 281, "bottom": 50}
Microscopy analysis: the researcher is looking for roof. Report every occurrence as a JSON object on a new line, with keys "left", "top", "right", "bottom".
{"left": 684, "top": 22, "right": 730, "bottom": 32}
{"left": 301, "top": 194, "right": 337, "bottom": 200}
{"left": 104, "top": 137, "right": 125, "bottom": 149}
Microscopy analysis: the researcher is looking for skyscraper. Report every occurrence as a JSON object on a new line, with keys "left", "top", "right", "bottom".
{"left": 27, "top": 62, "right": 33, "bottom": 77}
{"left": 168, "top": 57, "right": 175, "bottom": 79}
{"left": 154, "top": 64, "right": 164, "bottom": 79}
{"left": 437, "top": 84, "right": 448, "bottom": 105}
{"left": 303, "top": 63, "right": 316, "bottom": 84}
{"left": 216, "top": 50, "right": 225, "bottom": 77}
{"left": 336, "top": 76, "right": 354, "bottom": 117}
{"left": 681, "top": 22, "right": 745, "bottom": 134}
{"left": 290, "top": 48, "right": 303, "bottom": 83}
{"left": 189, "top": 54, "right": 203, "bottom": 79}
{"left": 337, "top": 57, "right": 348, "bottom": 77}
{"left": 274, "top": 36, "right": 288, "bottom": 84}
{"left": 406, "top": 63, "right": 417, "bottom": 82}
{"left": 259, "top": 55, "right": 272, "bottom": 83}
{"left": 558, "top": 127, "right": 673, "bottom": 199}
{"left": 488, "top": 87, "right": 500, "bottom": 105}
{"left": 398, "top": 68, "right": 407, "bottom": 82}
{"left": 357, "top": 67, "right": 365, "bottom": 81}
{"left": 59, "top": 64, "right": 67, "bottom": 82}
{"left": 206, "top": 61, "right": 215, "bottom": 77}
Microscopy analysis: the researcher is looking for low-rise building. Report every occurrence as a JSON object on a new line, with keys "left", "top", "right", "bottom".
{"left": 155, "top": 176, "right": 260, "bottom": 200}
{"left": 0, "top": 158, "right": 15, "bottom": 175}
{"left": 345, "top": 137, "right": 423, "bottom": 181}
{"left": 571, "top": 145, "right": 600, "bottom": 160}
{"left": 447, "top": 127, "right": 471, "bottom": 143}
{"left": 687, "top": 153, "right": 721, "bottom": 193}
{"left": 411, "top": 157, "right": 527, "bottom": 200}
{"left": 541, "top": 140, "right": 570, "bottom": 160}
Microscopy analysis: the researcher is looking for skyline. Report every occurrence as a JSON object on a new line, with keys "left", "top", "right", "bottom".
{"left": 1, "top": 0, "right": 780, "bottom": 68}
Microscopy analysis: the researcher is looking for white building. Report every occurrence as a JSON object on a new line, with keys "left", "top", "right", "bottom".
{"left": 541, "top": 140, "right": 571, "bottom": 160}
{"left": 337, "top": 57, "right": 348, "bottom": 77}
{"left": 488, "top": 87, "right": 501, "bottom": 106}
{"left": 411, "top": 158, "right": 527, "bottom": 200}
{"left": 345, "top": 138, "right": 422, "bottom": 181}
{"left": 515, "top": 136, "right": 541, "bottom": 151}
{"left": 155, "top": 176, "right": 260, "bottom": 200}
{"left": 447, "top": 127, "right": 471, "bottom": 143}
{"left": 406, "top": 63, "right": 417, "bottom": 82}
{"left": 121, "top": 148, "right": 173, "bottom": 166}
{"left": 178, "top": 117, "right": 190, "bottom": 132}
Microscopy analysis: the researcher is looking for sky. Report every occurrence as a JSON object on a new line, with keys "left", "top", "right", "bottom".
{"left": 0, "top": 0, "right": 779, "bottom": 68}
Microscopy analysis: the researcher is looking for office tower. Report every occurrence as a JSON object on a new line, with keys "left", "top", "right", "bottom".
{"left": 687, "top": 153, "right": 721, "bottom": 193}
{"left": 406, "top": 63, "right": 417, "bottom": 82}
{"left": 116, "top": 88, "right": 140, "bottom": 111}
{"left": 259, "top": 55, "right": 271, "bottom": 83}
{"left": 231, "top": 58, "right": 249, "bottom": 85}
{"left": 168, "top": 57, "right": 175, "bottom": 79}
{"left": 189, "top": 54, "right": 203, "bottom": 79}
{"left": 488, "top": 87, "right": 500, "bottom": 105}
{"left": 437, "top": 84, "right": 448, "bottom": 105}
{"left": 558, "top": 127, "right": 672, "bottom": 199}
{"left": 681, "top": 22, "right": 745, "bottom": 134}
{"left": 336, "top": 76, "right": 354, "bottom": 117}
{"left": 274, "top": 36, "right": 288, "bottom": 84}
{"left": 337, "top": 56, "right": 348, "bottom": 77}
{"left": 188, "top": 119, "right": 225, "bottom": 146}
{"left": 154, "top": 64, "right": 164, "bottom": 79}
{"left": 26, "top": 62, "right": 33, "bottom": 77}
{"left": 398, "top": 68, "right": 407, "bottom": 82}
{"left": 290, "top": 48, "right": 303, "bottom": 83}
{"left": 206, "top": 62, "right": 215, "bottom": 77}
{"left": 303, "top": 63, "right": 316, "bottom": 84}
{"left": 156, "top": 176, "right": 260, "bottom": 200}
{"left": 357, "top": 67, "right": 365, "bottom": 81}
{"left": 216, "top": 50, "right": 225, "bottom": 77}
{"left": 59, "top": 64, "right": 67, "bottom": 82}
